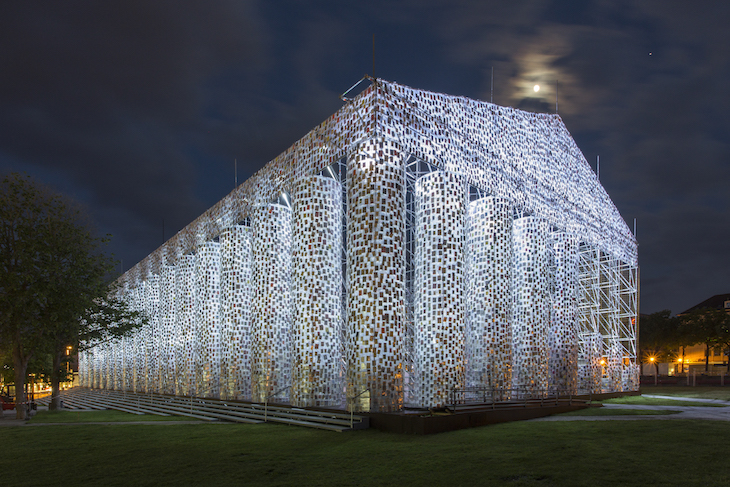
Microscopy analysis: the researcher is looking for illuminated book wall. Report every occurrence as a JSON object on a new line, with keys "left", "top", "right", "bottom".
{"left": 79, "top": 79, "right": 638, "bottom": 411}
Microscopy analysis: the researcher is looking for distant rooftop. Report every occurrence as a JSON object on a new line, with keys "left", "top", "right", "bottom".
{"left": 680, "top": 293, "right": 730, "bottom": 314}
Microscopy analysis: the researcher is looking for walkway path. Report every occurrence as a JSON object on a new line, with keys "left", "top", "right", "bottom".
{"left": 531, "top": 395, "right": 730, "bottom": 422}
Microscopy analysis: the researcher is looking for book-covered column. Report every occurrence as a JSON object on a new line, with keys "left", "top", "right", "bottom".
{"left": 346, "top": 139, "right": 405, "bottom": 412}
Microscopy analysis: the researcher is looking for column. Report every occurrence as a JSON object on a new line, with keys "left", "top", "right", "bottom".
{"left": 129, "top": 284, "right": 144, "bottom": 393}
{"left": 175, "top": 254, "right": 196, "bottom": 396}
{"left": 121, "top": 335, "right": 130, "bottom": 391}
{"left": 142, "top": 276, "right": 160, "bottom": 393}
{"left": 466, "top": 196, "right": 513, "bottom": 398}
{"left": 99, "top": 344, "right": 107, "bottom": 389}
{"left": 292, "top": 176, "right": 344, "bottom": 407}
{"left": 346, "top": 139, "right": 405, "bottom": 412}
{"left": 220, "top": 225, "right": 254, "bottom": 401}
{"left": 195, "top": 241, "right": 222, "bottom": 398}
{"left": 512, "top": 216, "right": 550, "bottom": 397}
{"left": 78, "top": 350, "right": 87, "bottom": 388}
{"left": 111, "top": 339, "right": 121, "bottom": 390}
{"left": 251, "top": 204, "right": 293, "bottom": 403}
{"left": 159, "top": 264, "right": 176, "bottom": 394}
{"left": 413, "top": 170, "right": 466, "bottom": 408}
{"left": 119, "top": 284, "right": 133, "bottom": 391}
{"left": 92, "top": 347, "right": 100, "bottom": 389}
{"left": 549, "top": 233, "right": 579, "bottom": 395}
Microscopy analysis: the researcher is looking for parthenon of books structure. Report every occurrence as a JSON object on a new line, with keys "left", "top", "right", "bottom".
{"left": 78, "top": 79, "right": 639, "bottom": 412}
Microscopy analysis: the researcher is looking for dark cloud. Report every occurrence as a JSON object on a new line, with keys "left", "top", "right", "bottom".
{"left": 0, "top": 0, "right": 727, "bottom": 314}
{"left": 0, "top": 0, "right": 265, "bottom": 260}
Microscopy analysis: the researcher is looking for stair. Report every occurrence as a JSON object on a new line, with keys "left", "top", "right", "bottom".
{"left": 42, "top": 388, "right": 369, "bottom": 432}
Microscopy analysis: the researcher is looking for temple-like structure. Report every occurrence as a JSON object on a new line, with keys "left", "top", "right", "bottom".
{"left": 78, "top": 79, "right": 639, "bottom": 412}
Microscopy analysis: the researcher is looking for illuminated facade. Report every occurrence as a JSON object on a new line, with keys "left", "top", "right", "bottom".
{"left": 78, "top": 79, "right": 639, "bottom": 412}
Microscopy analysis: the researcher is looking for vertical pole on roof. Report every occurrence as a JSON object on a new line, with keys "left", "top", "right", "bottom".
{"left": 372, "top": 34, "right": 375, "bottom": 79}
{"left": 556, "top": 80, "right": 559, "bottom": 113}
{"left": 235, "top": 159, "right": 238, "bottom": 188}
{"left": 491, "top": 66, "right": 494, "bottom": 103}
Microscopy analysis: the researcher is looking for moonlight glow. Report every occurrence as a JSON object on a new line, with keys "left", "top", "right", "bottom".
{"left": 534, "top": 84, "right": 540, "bottom": 93}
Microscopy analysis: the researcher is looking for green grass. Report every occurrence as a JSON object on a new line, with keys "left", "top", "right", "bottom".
{"left": 558, "top": 407, "right": 680, "bottom": 416}
{"left": 1, "top": 420, "right": 729, "bottom": 486}
{"left": 601, "top": 396, "right": 727, "bottom": 407}
{"left": 29, "top": 409, "right": 196, "bottom": 423}
{"left": 639, "top": 386, "right": 730, "bottom": 401}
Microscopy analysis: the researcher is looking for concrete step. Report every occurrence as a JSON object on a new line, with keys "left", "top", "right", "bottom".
{"left": 120, "top": 394, "right": 358, "bottom": 430}
{"left": 57, "top": 388, "right": 368, "bottom": 431}
{"left": 104, "top": 391, "right": 367, "bottom": 429}
{"left": 72, "top": 391, "right": 171, "bottom": 416}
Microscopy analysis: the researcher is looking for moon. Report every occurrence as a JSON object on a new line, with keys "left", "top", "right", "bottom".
{"left": 533, "top": 84, "right": 540, "bottom": 93}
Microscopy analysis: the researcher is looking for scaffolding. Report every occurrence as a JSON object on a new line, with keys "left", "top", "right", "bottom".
{"left": 578, "top": 244, "right": 638, "bottom": 393}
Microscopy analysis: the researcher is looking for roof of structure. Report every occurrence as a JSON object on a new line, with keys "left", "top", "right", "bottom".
{"left": 119, "top": 79, "right": 637, "bottom": 285}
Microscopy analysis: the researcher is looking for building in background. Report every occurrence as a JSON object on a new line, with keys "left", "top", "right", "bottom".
{"left": 672, "top": 293, "right": 730, "bottom": 375}
{"left": 78, "top": 79, "right": 639, "bottom": 412}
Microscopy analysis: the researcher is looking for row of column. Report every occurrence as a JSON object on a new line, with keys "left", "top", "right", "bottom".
{"left": 80, "top": 175, "right": 344, "bottom": 408}
{"left": 411, "top": 171, "right": 587, "bottom": 406}
{"left": 410, "top": 170, "right": 638, "bottom": 405}
{"left": 80, "top": 151, "right": 636, "bottom": 411}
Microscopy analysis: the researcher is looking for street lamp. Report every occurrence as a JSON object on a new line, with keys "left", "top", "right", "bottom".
{"left": 649, "top": 356, "right": 657, "bottom": 385}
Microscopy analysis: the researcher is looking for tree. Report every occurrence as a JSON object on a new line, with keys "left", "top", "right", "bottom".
{"left": 46, "top": 292, "right": 146, "bottom": 411}
{"left": 679, "top": 308, "right": 727, "bottom": 372}
{"left": 40, "top": 221, "right": 145, "bottom": 410}
{"left": 0, "top": 173, "right": 142, "bottom": 418}
{"left": 639, "top": 310, "right": 680, "bottom": 375}
{"left": 713, "top": 312, "right": 730, "bottom": 373}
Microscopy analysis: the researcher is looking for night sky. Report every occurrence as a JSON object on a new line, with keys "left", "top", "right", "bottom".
{"left": 2, "top": 1, "right": 728, "bottom": 315}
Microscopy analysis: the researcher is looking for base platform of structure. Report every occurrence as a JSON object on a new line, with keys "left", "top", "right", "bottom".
{"left": 366, "top": 390, "right": 640, "bottom": 435}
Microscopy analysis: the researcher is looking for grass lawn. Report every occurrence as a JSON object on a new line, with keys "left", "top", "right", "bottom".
{"left": 1, "top": 419, "right": 728, "bottom": 486}
{"left": 30, "top": 409, "right": 195, "bottom": 423}
{"left": 601, "top": 396, "right": 728, "bottom": 407}
{"left": 639, "top": 386, "right": 730, "bottom": 401}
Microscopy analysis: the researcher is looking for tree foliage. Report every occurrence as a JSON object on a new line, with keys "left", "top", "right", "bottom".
{"left": 716, "top": 314, "right": 730, "bottom": 372}
{"left": 639, "top": 310, "right": 680, "bottom": 373}
{"left": 639, "top": 308, "right": 730, "bottom": 375}
{"left": 0, "top": 173, "right": 143, "bottom": 418}
{"left": 680, "top": 307, "right": 730, "bottom": 372}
